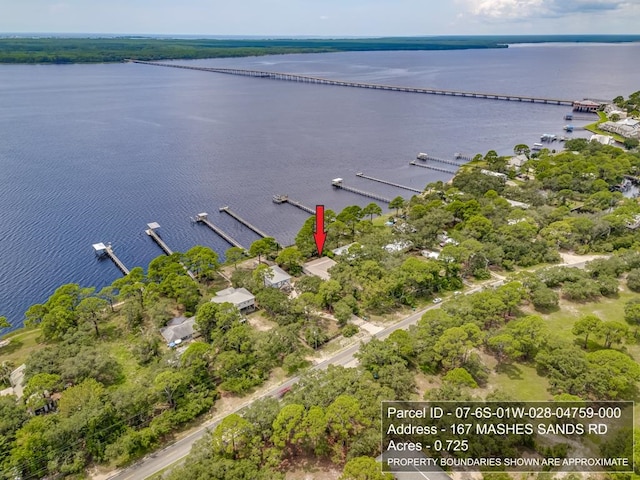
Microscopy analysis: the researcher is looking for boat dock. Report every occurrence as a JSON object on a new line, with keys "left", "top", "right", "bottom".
{"left": 409, "top": 161, "right": 457, "bottom": 175}
{"left": 355, "top": 172, "right": 422, "bottom": 193}
{"left": 415, "top": 154, "right": 463, "bottom": 168}
{"left": 331, "top": 178, "right": 392, "bottom": 203}
{"left": 219, "top": 206, "right": 270, "bottom": 238}
{"left": 145, "top": 223, "right": 196, "bottom": 280}
{"left": 195, "top": 213, "right": 244, "bottom": 249}
{"left": 272, "top": 195, "right": 315, "bottom": 214}
{"left": 93, "top": 243, "right": 130, "bottom": 275}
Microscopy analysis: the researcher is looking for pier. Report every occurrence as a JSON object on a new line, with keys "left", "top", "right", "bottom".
{"left": 145, "top": 223, "right": 196, "bottom": 280}
{"left": 415, "top": 154, "right": 464, "bottom": 167}
{"left": 272, "top": 195, "right": 315, "bottom": 214}
{"left": 355, "top": 172, "right": 422, "bottom": 193}
{"left": 93, "top": 243, "right": 130, "bottom": 275}
{"left": 195, "top": 213, "right": 244, "bottom": 249}
{"left": 132, "top": 60, "right": 575, "bottom": 106}
{"left": 331, "top": 178, "right": 392, "bottom": 203}
{"left": 219, "top": 206, "right": 271, "bottom": 238}
{"left": 409, "top": 161, "right": 457, "bottom": 175}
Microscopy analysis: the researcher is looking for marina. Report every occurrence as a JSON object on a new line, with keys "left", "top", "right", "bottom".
{"left": 194, "top": 213, "right": 245, "bottom": 249}
{"left": 355, "top": 172, "right": 422, "bottom": 193}
{"left": 219, "top": 206, "right": 271, "bottom": 239}
{"left": 92, "top": 243, "right": 130, "bottom": 275}
{"left": 331, "top": 178, "right": 392, "bottom": 203}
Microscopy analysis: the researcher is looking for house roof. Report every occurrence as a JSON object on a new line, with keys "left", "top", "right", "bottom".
{"left": 160, "top": 316, "right": 196, "bottom": 344}
{"left": 266, "top": 265, "right": 291, "bottom": 285}
{"left": 303, "top": 257, "right": 337, "bottom": 280}
{"left": 212, "top": 287, "right": 255, "bottom": 306}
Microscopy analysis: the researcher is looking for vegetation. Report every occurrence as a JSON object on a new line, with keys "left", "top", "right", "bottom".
{"left": 2, "top": 35, "right": 639, "bottom": 64}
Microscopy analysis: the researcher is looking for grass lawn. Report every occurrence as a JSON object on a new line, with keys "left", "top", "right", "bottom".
{"left": 489, "top": 362, "right": 553, "bottom": 401}
{"left": 0, "top": 327, "right": 44, "bottom": 366}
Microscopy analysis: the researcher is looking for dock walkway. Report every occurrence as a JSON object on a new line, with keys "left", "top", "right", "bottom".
{"left": 416, "top": 155, "right": 464, "bottom": 168}
{"left": 356, "top": 172, "right": 422, "bottom": 193}
{"left": 331, "top": 179, "right": 392, "bottom": 203}
{"left": 195, "top": 213, "right": 244, "bottom": 249}
{"left": 145, "top": 223, "right": 196, "bottom": 280}
{"left": 131, "top": 60, "right": 574, "bottom": 106}
{"left": 409, "top": 161, "right": 457, "bottom": 175}
{"left": 272, "top": 195, "right": 315, "bottom": 214}
{"left": 93, "top": 243, "right": 130, "bottom": 275}
{"left": 219, "top": 206, "right": 270, "bottom": 238}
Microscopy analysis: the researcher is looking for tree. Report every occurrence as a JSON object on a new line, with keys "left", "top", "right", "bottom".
{"left": 389, "top": 196, "right": 405, "bottom": 216}
{"left": 0, "top": 316, "right": 9, "bottom": 329}
{"left": 598, "top": 321, "right": 628, "bottom": 348}
{"left": 362, "top": 202, "right": 383, "bottom": 222}
{"left": 513, "top": 144, "right": 530, "bottom": 158}
{"left": 275, "top": 246, "right": 304, "bottom": 275}
{"left": 340, "top": 456, "right": 394, "bottom": 480}
{"left": 183, "top": 245, "right": 219, "bottom": 281}
{"left": 271, "top": 403, "right": 306, "bottom": 453}
{"left": 572, "top": 315, "right": 603, "bottom": 349}
{"left": 77, "top": 296, "right": 109, "bottom": 337}
{"left": 249, "top": 237, "right": 278, "bottom": 264}
{"left": 530, "top": 286, "right": 559, "bottom": 311}
{"left": 211, "top": 413, "right": 255, "bottom": 460}
{"left": 626, "top": 268, "right": 640, "bottom": 292}
{"left": 225, "top": 246, "right": 246, "bottom": 270}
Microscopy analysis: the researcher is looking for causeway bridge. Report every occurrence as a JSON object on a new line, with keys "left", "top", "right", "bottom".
{"left": 131, "top": 60, "right": 574, "bottom": 106}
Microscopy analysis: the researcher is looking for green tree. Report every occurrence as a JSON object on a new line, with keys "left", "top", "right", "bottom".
{"left": 249, "top": 237, "right": 278, "bottom": 264}
{"left": 183, "top": 245, "right": 219, "bottom": 281}
{"left": 340, "top": 456, "right": 394, "bottom": 480}
{"left": 598, "top": 321, "right": 628, "bottom": 348}
{"left": 275, "top": 246, "right": 304, "bottom": 275}
{"left": 513, "top": 144, "right": 530, "bottom": 157}
{"left": 389, "top": 196, "right": 405, "bottom": 216}
{"left": 211, "top": 413, "right": 255, "bottom": 460}
{"left": 225, "top": 246, "right": 246, "bottom": 270}
{"left": 0, "top": 316, "right": 9, "bottom": 329}
{"left": 271, "top": 403, "right": 306, "bottom": 453}
{"left": 362, "top": 202, "right": 383, "bottom": 222}
{"left": 77, "top": 296, "right": 109, "bottom": 337}
{"left": 627, "top": 268, "right": 640, "bottom": 292}
{"left": 572, "top": 315, "right": 603, "bottom": 349}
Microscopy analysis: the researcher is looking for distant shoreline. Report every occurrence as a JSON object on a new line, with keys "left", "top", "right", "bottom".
{"left": 1, "top": 35, "right": 639, "bottom": 64}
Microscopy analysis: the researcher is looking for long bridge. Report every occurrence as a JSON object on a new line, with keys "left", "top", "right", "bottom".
{"left": 131, "top": 60, "right": 574, "bottom": 106}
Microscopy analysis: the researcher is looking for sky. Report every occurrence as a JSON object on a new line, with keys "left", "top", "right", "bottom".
{"left": 0, "top": 0, "right": 639, "bottom": 36}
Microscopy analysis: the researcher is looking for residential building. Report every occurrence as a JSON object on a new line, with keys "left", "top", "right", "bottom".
{"left": 160, "top": 316, "right": 197, "bottom": 346}
{"left": 264, "top": 265, "right": 292, "bottom": 289}
{"left": 212, "top": 287, "right": 255, "bottom": 312}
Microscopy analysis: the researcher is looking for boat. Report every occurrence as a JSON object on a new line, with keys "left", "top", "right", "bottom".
{"left": 563, "top": 125, "right": 574, "bottom": 132}
{"left": 272, "top": 194, "right": 288, "bottom": 203}
{"left": 532, "top": 143, "right": 544, "bottom": 151}
{"left": 416, "top": 152, "right": 429, "bottom": 160}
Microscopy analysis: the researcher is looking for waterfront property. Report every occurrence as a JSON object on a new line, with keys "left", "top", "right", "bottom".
{"left": 211, "top": 287, "right": 255, "bottom": 313}
{"left": 599, "top": 118, "right": 640, "bottom": 139}
{"left": 573, "top": 100, "right": 605, "bottom": 112}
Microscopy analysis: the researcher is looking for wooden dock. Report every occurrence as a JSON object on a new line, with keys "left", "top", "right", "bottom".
{"left": 219, "top": 206, "right": 270, "bottom": 238}
{"left": 195, "top": 213, "right": 244, "bottom": 249}
{"left": 145, "top": 223, "right": 196, "bottom": 280}
{"left": 131, "top": 60, "right": 575, "bottom": 106}
{"left": 331, "top": 178, "right": 392, "bottom": 203}
{"left": 93, "top": 243, "right": 130, "bottom": 275}
{"left": 416, "top": 154, "right": 464, "bottom": 167}
{"left": 409, "top": 161, "right": 457, "bottom": 175}
{"left": 355, "top": 172, "right": 422, "bottom": 193}
{"left": 272, "top": 195, "right": 315, "bottom": 214}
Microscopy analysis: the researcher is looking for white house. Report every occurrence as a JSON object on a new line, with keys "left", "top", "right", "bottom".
{"left": 590, "top": 134, "right": 616, "bottom": 146}
{"left": 264, "top": 265, "right": 292, "bottom": 289}
{"left": 212, "top": 287, "right": 255, "bottom": 312}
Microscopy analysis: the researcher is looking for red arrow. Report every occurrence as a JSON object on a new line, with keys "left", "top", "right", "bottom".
{"left": 313, "top": 205, "right": 326, "bottom": 256}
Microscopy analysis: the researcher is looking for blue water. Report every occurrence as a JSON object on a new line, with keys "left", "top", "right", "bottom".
{"left": 1, "top": 43, "right": 639, "bottom": 334}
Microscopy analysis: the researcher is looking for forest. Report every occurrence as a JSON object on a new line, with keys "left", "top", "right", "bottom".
{"left": 1, "top": 35, "right": 640, "bottom": 64}
{"left": 1, "top": 139, "right": 640, "bottom": 479}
